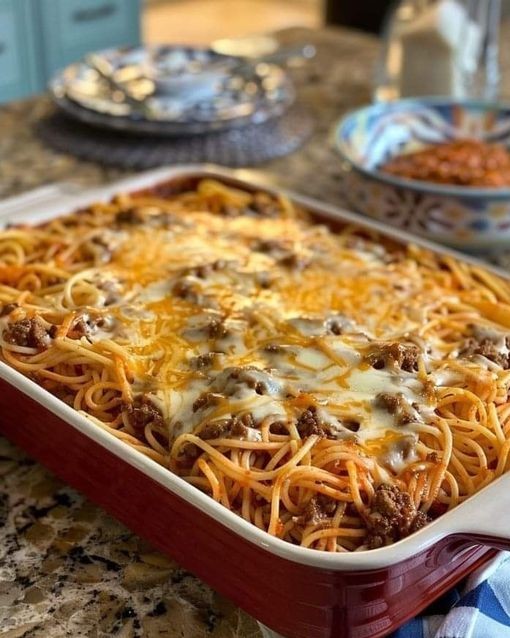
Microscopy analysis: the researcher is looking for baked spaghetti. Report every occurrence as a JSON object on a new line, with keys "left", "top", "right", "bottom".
{"left": 1, "top": 178, "right": 510, "bottom": 552}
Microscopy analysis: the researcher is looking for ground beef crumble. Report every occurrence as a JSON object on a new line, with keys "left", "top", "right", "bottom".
{"left": 207, "top": 319, "right": 228, "bottom": 339}
{"left": 366, "top": 342, "right": 420, "bottom": 372}
{"left": 172, "top": 280, "right": 216, "bottom": 309}
{"left": 278, "top": 252, "right": 310, "bottom": 271}
{"left": 364, "top": 484, "right": 430, "bottom": 549}
{"left": 295, "top": 494, "right": 338, "bottom": 525}
{"left": 3, "top": 317, "right": 52, "bottom": 349}
{"left": 192, "top": 392, "right": 222, "bottom": 412}
{"left": 115, "top": 207, "right": 144, "bottom": 225}
{"left": 172, "top": 280, "right": 193, "bottom": 299}
{"left": 252, "top": 238, "right": 287, "bottom": 255}
{"left": 198, "top": 414, "right": 254, "bottom": 440}
{"left": 68, "top": 313, "right": 112, "bottom": 339}
{"left": 187, "top": 260, "right": 227, "bottom": 279}
{"left": 219, "top": 192, "right": 280, "bottom": 218}
{"left": 324, "top": 316, "right": 348, "bottom": 335}
{"left": 460, "top": 336, "right": 510, "bottom": 369}
{"left": 248, "top": 192, "right": 280, "bottom": 217}
{"left": 264, "top": 343, "right": 283, "bottom": 354}
{"left": 375, "top": 392, "right": 417, "bottom": 426}
{"left": 124, "top": 395, "right": 165, "bottom": 433}
{"left": 114, "top": 206, "right": 175, "bottom": 228}
{"left": 269, "top": 421, "right": 288, "bottom": 435}
{"left": 189, "top": 352, "right": 223, "bottom": 369}
{"left": 296, "top": 405, "right": 335, "bottom": 438}
{"left": 0, "top": 303, "right": 18, "bottom": 317}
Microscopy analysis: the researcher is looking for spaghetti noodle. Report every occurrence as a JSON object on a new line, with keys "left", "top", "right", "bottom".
{"left": 1, "top": 178, "right": 510, "bottom": 552}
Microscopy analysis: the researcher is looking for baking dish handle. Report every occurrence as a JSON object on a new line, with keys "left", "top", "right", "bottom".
{"left": 450, "top": 475, "right": 510, "bottom": 550}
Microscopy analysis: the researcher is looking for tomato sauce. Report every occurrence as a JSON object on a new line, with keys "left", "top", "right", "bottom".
{"left": 380, "top": 139, "right": 510, "bottom": 187}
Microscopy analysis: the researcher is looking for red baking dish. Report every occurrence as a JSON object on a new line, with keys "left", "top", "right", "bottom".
{"left": 1, "top": 166, "right": 509, "bottom": 638}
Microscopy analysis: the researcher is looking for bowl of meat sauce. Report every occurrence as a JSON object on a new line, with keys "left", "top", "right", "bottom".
{"left": 333, "top": 98, "right": 510, "bottom": 252}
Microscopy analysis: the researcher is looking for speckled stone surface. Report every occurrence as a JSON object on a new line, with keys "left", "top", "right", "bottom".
{"left": 0, "top": 25, "right": 506, "bottom": 638}
{"left": 0, "top": 439, "right": 260, "bottom": 637}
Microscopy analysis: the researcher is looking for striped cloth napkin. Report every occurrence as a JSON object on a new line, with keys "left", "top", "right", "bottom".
{"left": 392, "top": 553, "right": 510, "bottom": 638}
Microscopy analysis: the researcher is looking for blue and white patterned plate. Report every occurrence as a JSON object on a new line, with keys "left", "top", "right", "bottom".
{"left": 50, "top": 45, "right": 295, "bottom": 136}
{"left": 333, "top": 98, "right": 510, "bottom": 252}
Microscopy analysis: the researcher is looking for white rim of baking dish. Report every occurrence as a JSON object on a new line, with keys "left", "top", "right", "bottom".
{"left": 1, "top": 163, "right": 509, "bottom": 571}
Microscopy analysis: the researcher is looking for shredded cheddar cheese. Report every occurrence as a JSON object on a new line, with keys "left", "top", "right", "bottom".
{"left": 1, "top": 179, "right": 510, "bottom": 552}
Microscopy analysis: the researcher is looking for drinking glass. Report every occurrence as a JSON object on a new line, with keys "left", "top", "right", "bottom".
{"left": 374, "top": 0, "right": 508, "bottom": 101}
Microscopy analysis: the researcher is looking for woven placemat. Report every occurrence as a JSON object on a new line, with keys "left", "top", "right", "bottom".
{"left": 36, "top": 106, "right": 314, "bottom": 169}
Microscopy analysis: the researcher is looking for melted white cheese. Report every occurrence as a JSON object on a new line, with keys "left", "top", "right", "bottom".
{"left": 159, "top": 334, "right": 431, "bottom": 449}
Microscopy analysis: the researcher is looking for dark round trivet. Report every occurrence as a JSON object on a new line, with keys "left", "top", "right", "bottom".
{"left": 36, "top": 106, "right": 314, "bottom": 169}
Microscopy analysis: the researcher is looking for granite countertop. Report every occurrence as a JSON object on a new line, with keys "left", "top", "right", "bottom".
{"left": 0, "top": 25, "right": 481, "bottom": 638}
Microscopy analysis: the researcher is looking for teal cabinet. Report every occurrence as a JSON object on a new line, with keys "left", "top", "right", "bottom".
{"left": 0, "top": 0, "right": 141, "bottom": 104}
{"left": 0, "top": 0, "right": 39, "bottom": 102}
{"left": 36, "top": 0, "right": 141, "bottom": 76}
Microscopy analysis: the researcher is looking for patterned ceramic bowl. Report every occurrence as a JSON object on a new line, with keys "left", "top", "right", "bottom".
{"left": 333, "top": 98, "right": 510, "bottom": 252}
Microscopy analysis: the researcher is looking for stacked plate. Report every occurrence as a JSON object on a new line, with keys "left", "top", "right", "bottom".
{"left": 50, "top": 45, "right": 297, "bottom": 136}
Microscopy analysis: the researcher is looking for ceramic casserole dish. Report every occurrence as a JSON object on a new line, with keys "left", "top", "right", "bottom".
{"left": 0, "top": 166, "right": 509, "bottom": 638}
